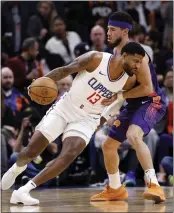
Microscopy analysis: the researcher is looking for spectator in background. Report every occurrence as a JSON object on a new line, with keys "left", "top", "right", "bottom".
{"left": 134, "top": 2, "right": 150, "bottom": 32}
{"left": 156, "top": 71, "right": 173, "bottom": 185}
{"left": 88, "top": 1, "right": 116, "bottom": 29}
{"left": 1, "top": 1, "right": 29, "bottom": 57}
{"left": 161, "top": 156, "right": 173, "bottom": 186}
{"left": 45, "top": 16, "right": 81, "bottom": 65}
{"left": 163, "top": 71, "right": 173, "bottom": 135}
{"left": 62, "top": 2, "right": 92, "bottom": 42}
{"left": 162, "top": 70, "right": 173, "bottom": 132}
{"left": 157, "top": 74, "right": 164, "bottom": 88}
{"left": 157, "top": 134, "right": 173, "bottom": 185}
{"left": 90, "top": 25, "right": 112, "bottom": 53}
{"left": 145, "top": 1, "right": 161, "bottom": 31}
{"left": 125, "top": 1, "right": 140, "bottom": 24}
{"left": 74, "top": 42, "right": 91, "bottom": 58}
{"left": 6, "top": 38, "right": 41, "bottom": 92}
{"left": 1, "top": 92, "right": 16, "bottom": 177}
{"left": 155, "top": 43, "right": 173, "bottom": 76}
{"left": 56, "top": 75, "right": 73, "bottom": 100}
{"left": 2, "top": 67, "right": 30, "bottom": 116}
{"left": 154, "top": 71, "right": 173, "bottom": 135}
{"left": 9, "top": 107, "right": 58, "bottom": 186}
{"left": 1, "top": 53, "right": 9, "bottom": 67}
{"left": 160, "top": 1, "right": 173, "bottom": 49}
{"left": 72, "top": 42, "right": 91, "bottom": 79}
{"left": 162, "top": 71, "right": 173, "bottom": 107}
{"left": 129, "top": 24, "right": 154, "bottom": 61}
{"left": 27, "top": 1, "right": 57, "bottom": 45}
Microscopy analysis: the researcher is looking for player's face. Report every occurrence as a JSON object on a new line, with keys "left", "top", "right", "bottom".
{"left": 107, "top": 26, "right": 123, "bottom": 48}
{"left": 1, "top": 68, "right": 14, "bottom": 90}
{"left": 122, "top": 53, "right": 144, "bottom": 76}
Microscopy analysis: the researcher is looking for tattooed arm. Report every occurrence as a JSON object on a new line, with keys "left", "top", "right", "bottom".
{"left": 45, "top": 51, "right": 102, "bottom": 82}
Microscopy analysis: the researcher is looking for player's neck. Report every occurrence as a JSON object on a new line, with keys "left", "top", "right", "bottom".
{"left": 109, "top": 56, "right": 124, "bottom": 80}
{"left": 114, "top": 37, "right": 130, "bottom": 55}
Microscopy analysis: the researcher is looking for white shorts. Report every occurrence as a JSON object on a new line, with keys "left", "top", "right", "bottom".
{"left": 35, "top": 94, "right": 100, "bottom": 145}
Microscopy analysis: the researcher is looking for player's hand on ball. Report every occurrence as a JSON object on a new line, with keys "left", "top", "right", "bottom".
{"left": 101, "top": 94, "right": 117, "bottom": 106}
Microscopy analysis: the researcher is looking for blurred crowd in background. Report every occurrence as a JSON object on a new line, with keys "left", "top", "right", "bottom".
{"left": 1, "top": 1, "right": 173, "bottom": 188}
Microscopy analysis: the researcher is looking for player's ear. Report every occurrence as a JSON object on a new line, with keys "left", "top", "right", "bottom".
{"left": 123, "top": 28, "right": 129, "bottom": 36}
{"left": 122, "top": 52, "right": 127, "bottom": 59}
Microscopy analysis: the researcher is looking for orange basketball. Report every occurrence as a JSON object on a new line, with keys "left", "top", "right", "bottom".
{"left": 29, "top": 77, "right": 58, "bottom": 105}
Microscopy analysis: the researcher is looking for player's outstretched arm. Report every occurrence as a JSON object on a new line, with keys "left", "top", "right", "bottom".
{"left": 45, "top": 51, "right": 102, "bottom": 82}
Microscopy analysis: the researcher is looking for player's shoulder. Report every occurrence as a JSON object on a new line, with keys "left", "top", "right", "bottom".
{"left": 143, "top": 53, "right": 150, "bottom": 64}
{"left": 86, "top": 51, "right": 103, "bottom": 62}
{"left": 91, "top": 51, "right": 111, "bottom": 60}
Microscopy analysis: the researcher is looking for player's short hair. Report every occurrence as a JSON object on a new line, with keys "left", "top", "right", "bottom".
{"left": 109, "top": 11, "right": 133, "bottom": 26}
{"left": 22, "top": 38, "right": 37, "bottom": 51}
{"left": 121, "top": 42, "right": 145, "bottom": 57}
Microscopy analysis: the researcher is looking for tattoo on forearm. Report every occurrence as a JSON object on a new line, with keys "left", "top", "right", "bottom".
{"left": 45, "top": 67, "right": 69, "bottom": 82}
{"left": 45, "top": 51, "right": 96, "bottom": 82}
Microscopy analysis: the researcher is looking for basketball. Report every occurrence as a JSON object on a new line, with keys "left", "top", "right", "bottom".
{"left": 29, "top": 77, "right": 58, "bottom": 105}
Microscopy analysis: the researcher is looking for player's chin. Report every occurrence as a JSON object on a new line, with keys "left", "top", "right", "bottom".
{"left": 107, "top": 41, "right": 115, "bottom": 48}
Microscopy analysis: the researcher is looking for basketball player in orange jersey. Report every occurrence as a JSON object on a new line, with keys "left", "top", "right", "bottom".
{"left": 1, "top": 42, "right": 153, "bottom": 205}
{"left": 90, "top": 11, "right": 166, "bottom": 203}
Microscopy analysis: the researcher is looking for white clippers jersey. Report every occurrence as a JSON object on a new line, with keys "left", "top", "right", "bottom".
{"left": 67, "top": 52, "right": 129, "bottom": 115}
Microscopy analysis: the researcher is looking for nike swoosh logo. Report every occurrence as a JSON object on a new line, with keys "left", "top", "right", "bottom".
{"left": 93, "top": 117, "right": 99, "bottom": 120}
{"left": 31, "top": 182, "right": 36, "bottom": 187}
{"left": 99, "top": 71, "right": 106, "bottom": 76}
{"left": 142, "top": 100, "right": 149, "bottom": 104}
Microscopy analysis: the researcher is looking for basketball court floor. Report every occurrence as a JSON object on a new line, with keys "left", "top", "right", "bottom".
{"left": 1, "top": 187, "right": 173, "bottom": 212}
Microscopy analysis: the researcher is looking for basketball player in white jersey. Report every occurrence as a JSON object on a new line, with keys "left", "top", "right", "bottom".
{"left": 1, "top": 42, "right": 146, "bottom": 205}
